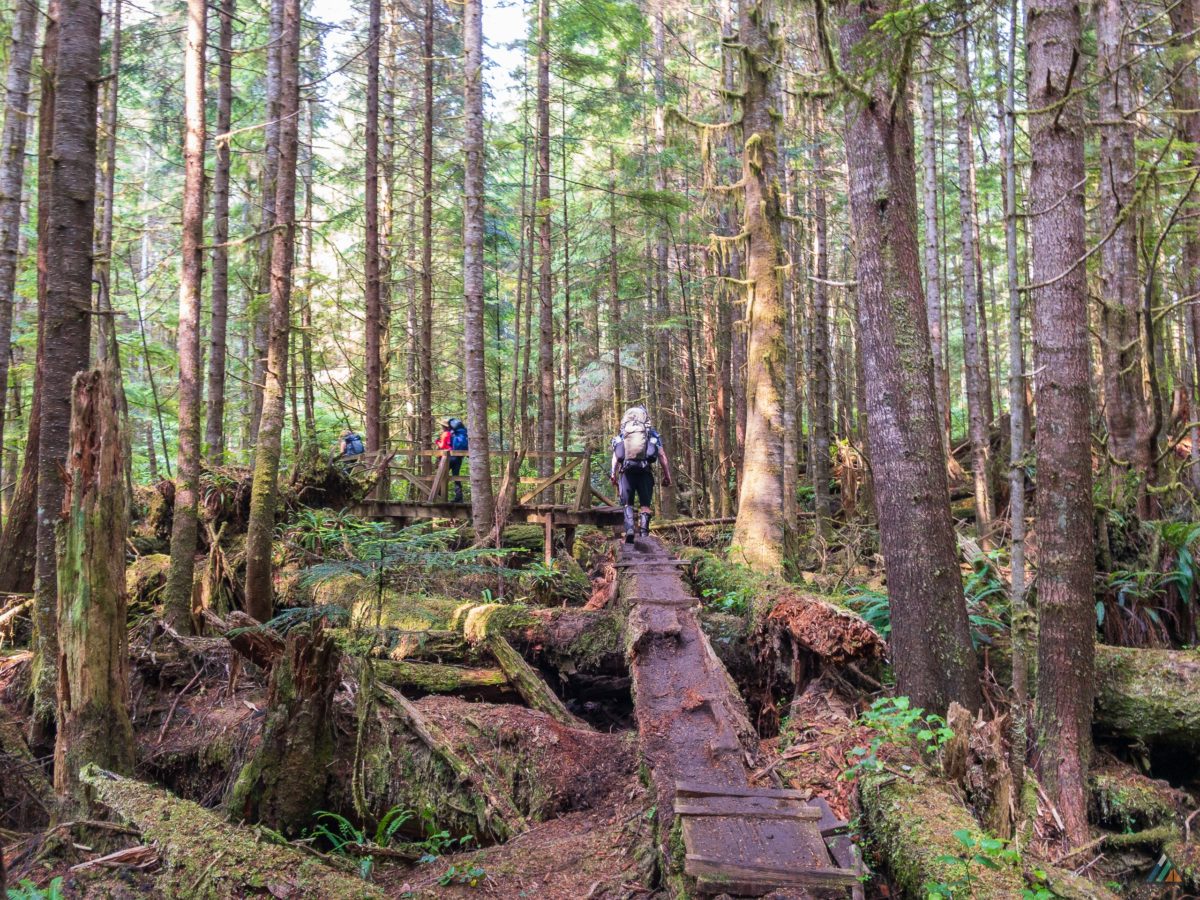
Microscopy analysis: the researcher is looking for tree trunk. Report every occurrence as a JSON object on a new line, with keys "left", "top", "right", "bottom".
{"left": 919, "top": 37, "right": 952, "bottom": 464}
{"left": 243, "top": 0, "right": 300, "bottom": 623}
{"left": 53, "top": 366, "right": 134, "bottom": 805}
{"left": 651, "top": 2, "right": 676, "bottom": 516}
{"left": 0, "top": 0, "right": 54, "bottom": 604}
{"left": 954, "top": 22, "right": 995, "bottom": 541}
{"left": 463, "top": 0, "right": 495, "bottom": 540}
{"left": 810, "top": 102, "right": 834, "bottom": 538}
{"left": 164, "top": 0, "right": 206, "bottom": 634}
{"left": 418, "top": 0, "right": 434, "bottom": 473}
{"left": 0, "top": 0, "right": 39, "bottom": 506}
{"left": 834, "top": 0, "right": 981, "bottom": 714}
{"left": 729, "top": 0, "right": 790, "bottom": 573}
{"left": 1097, "top": 0, "right": 1154, "bottom": 515}
{"left": 997, "top": 0, "right": 1029, "bottom": 795}
{"left": 204, "top": 0, "right": 234, "bottom": 465}
{"left": 1027, "top": 0, "right": 1095, "bottom": 847}
{"left": 535, "top": 0, "right": 554, "bottom": 478}
{"left": 35, "top": 0, "right": 102, "bottom": 751}
{"left": 364, "top": 0, "right": 382, "bottom": 456}
{"left": 250, "top": 0, "right": 284, "bottom": 449}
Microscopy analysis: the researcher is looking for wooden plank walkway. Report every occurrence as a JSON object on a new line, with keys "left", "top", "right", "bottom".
{"left": 620, "top": 536, "right": 861, "bottom": 897}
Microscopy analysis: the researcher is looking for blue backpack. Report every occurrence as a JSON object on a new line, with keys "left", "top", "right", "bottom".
{"left": 450, "top": 421, "right": 469, "bottom": 452}
{"left": 344, "top": 432, "right": 365, "bottom": 456}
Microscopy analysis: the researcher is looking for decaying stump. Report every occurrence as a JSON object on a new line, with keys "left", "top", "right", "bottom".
{"left": 227, "top": 624, "right": 338, "bottom": 833}
{"left": 54, "top": 367, "right": 135, "bottom": 804}
{"left": 80, "top": 765, "right": 382, "bottom": 898}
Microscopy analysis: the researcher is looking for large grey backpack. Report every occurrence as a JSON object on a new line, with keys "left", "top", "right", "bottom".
{"left": 620, "top": 406, "right": 654, "bottom": 465}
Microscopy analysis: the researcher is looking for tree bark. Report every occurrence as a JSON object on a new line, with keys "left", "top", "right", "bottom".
{"left": 463, "top": 0, "right": 495, "bottom": 540}
{"left": 535, "top": 0, "right": 554, "bottom": 477}
{"left": 53, "top": 366, "right": 134, "bottom": 805}
{"left": 34, "top": 0, "right": 102, "bottom": 750}
{"left": 165, "top": 0, "right": 206, "bottom": 634}
{"left": 651, "top": 2, "right": 676, "bottom": 516}
{"left": 919, "top": 36, "right": 951, "bottom": 464}
{"left": 1096, "top": 0, "right": 1154, "bottom": 515}
{"left": 0, "top": 0, "right": 39, "bottom": 506}
{"left": 243, "top": 0, "right": 300, "bottom": 623}
{"left": 204, "top": 0, "right": 234, "bottom": 464}
{"left": 1027, "top": 0, "right": 1095, "bottom": 847}
{"left": 834, "top": 0, "right": 981, "bottom": 714}
{"left": 250, "top": 0, "right": 284, "bottom": 449}
{"left": 729, "top": 0, "right": 790, "bottom": 572}
{"left": 0, "top": 1, "right": 56, "bottom": 601}
{"left": 954, "top": 22, "right": 995, "bottom": 540}
{"left": 364, "top": 0, "right": 382, "bottom": 455}
{"left": 810, "top": 102, "right": 834, "bottom": 538}
{"left": 418, "top": 0, "right": 434, "bottom": 473}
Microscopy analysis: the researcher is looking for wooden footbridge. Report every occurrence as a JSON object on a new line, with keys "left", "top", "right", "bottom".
{"left": 351, "top": 449, "right": 623, "bottom": 561}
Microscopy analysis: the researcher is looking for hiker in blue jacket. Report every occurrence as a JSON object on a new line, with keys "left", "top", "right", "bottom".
{"left": 437, "top": 417, "right": 469, "bottom": 502}
{"left": 334, "top": 428, "right": 365, "bottom": 468}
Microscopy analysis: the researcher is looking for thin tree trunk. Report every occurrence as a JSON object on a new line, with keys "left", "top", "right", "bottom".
{"left": 0, "top": 0, "right": 38, "bottom": 522}
{"left": 1027, "top": 0, "right": 1094, "bottom": 848}
{"left": 205, "top": 0, "right": 234, "bottom": 464}
{"left": 1097, "top": 0, "right": 1154, "bottom": 516}
{"left": 301, "top": 93, "right": 317, "bottom": 453}
{"left": 729, "top": 0, "right": 790, "bottom": 572}
{"left": 364, "top": 0, "right": 382, "bottom": 455}
{"left": 810, "top": 102, "right": 834, "bottom": 538}
{"left": 243, "top": 0, "right": 299, "bottom": 623}
{"left": 93, "top": 0, "right": 120, "bottom": 365}
{"left": 955, "top": 21, "right": 995, "bottom": 541}
{"left": 250, "top": 0, "right": 284, "bottom": 448}
{"left": 165, "top": 0, "right": 206, "bottom": 634}
{"left": 651, "top": 1, "right": 675, "bottom": 515}
{"left": 418, "top": 0, "right": 434, "bottom": 472}
{"left": 833, "top": 0, "right": 981, "bottom": 714}
{"left": 53, "top": 366, "right": 134, "bottom": 805}
{"left": 535, "top": 0, "right": 554, "bottom": 478}
{"left": 463, "top": 0, "right": 494, "bottom": 540}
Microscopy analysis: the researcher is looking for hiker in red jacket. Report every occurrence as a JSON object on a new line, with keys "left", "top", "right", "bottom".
{"left": 436, "top": 417, "right": 469, "bottom": 502}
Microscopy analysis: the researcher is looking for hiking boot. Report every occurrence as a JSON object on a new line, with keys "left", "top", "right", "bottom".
{"left": 623, "top": 506, "right": 636, "bottom": 544}
{"left": 639, "top": 512, "right": 651, "bottom": 537}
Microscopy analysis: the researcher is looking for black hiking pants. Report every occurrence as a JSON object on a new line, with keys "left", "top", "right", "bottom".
{"left": 619, "top": 466, "right": 655, "bottom": 508}
{"left": 449, "top": 455, "right": 464, "bottom": 501}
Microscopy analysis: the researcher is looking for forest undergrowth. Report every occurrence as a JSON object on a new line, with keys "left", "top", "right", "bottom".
{"left": 3, "top": 450, "right": 1200, "bottom": 899}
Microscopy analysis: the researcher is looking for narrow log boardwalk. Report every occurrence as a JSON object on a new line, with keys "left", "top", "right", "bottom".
{"left": 620, "top": 535, "right": 860, "bottom": 897}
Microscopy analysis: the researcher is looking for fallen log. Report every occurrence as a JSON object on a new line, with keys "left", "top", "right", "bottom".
{"left": 1093, "top": 646, "right": 1200, "bottom": 750}
{"left": 372, "top": 657, "right": 513, "bottom": 701}
{"left": 79, "top": 764, "right": 382, "bottom": 898}
{"left": 859, "top": 771, "right": 1119, "bottom": 899}
{"left": 483, "top": 633, "right": 590, "bottom": 729}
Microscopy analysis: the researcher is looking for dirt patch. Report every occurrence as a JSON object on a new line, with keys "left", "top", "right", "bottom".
{"left": 376, "top": 789, "right": 653, "bottom": 899}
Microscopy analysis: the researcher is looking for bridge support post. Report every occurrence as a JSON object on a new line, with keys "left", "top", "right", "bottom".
{"left": 543, "top": 512, "right": 554, "bottom": 567}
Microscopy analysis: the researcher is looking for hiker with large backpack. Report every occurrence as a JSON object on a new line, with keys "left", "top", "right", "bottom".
{"left": 610, "top": 404, "right": 673, "bottom": 543}
{"left": 333, "top": 428, "right": 366, "bottom": 468}
{"left": 437, "top": 417, "right": 469, "bottom": 502}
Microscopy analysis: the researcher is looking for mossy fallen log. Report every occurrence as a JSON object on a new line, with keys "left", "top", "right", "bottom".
{"left": 484, "top": 634, "right": 589, "bottom": 728}
{"left": 1089, "top": 763, "right": 1186, "bottom": 831}
{"left": 1093, "top": 646, "right": 1200, "bottom": 749}
{"left": 372, "top": 657, "right": 512, "bottom": 701}
{"left": 80, "top": 764, "right": 381, "bottom": 898}
{"left": 859, "top": 771, "right": 1027, "bottom": 896}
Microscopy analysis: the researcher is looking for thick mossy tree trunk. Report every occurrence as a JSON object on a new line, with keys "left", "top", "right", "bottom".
{"left": 729, "top": 0, "right": 791, "bottom": 572}
{"left": 53, "top": 366, "right": 134, "bottom": 805}
{"left": 831, "top": 0, "right": 981, "bottom": 714}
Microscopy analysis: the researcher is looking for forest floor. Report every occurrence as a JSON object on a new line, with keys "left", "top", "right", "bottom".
{"left": 3, "top": 476, "right": 1200, "bottom": 897}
